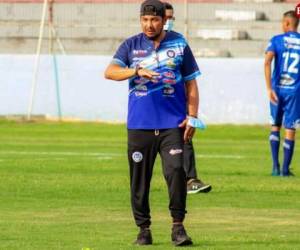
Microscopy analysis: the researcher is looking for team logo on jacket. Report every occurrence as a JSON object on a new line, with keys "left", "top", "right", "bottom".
{"left": 132, "top": 152, "right": 143, "bottom": 162}
{"left": 166, "top": 59, "right": 176, "bottom": 69}
{"left": 166, "top": 49, "right": 176, "bottom": 58}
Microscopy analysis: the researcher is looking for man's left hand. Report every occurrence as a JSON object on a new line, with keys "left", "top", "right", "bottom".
{"left": 179, "top": 118, "right": 196, "bottom": 143}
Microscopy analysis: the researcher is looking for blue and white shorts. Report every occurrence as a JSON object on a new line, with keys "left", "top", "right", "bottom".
{"left": 270, "top": 90, "right": 300, "bottom": 129}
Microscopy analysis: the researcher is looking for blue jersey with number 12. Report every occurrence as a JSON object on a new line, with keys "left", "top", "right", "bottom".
{"left": 266, "top": 31, "right": 300, "bottom": 93}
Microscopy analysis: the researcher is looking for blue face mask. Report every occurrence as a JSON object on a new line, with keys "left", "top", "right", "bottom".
{"left": 164, "top": 19, "right": 174, "bottom": 32}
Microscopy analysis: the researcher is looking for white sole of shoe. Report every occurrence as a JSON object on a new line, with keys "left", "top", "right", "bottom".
{"left": 187, "top": 185, "right": 212, "bottom": 194}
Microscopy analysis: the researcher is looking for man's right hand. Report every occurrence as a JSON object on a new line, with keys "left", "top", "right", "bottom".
{"left": 137, "top": 68, "right": 160, "bottom": 80}
{"left": 267, "top": 89, "right": 278, "bottom": 105}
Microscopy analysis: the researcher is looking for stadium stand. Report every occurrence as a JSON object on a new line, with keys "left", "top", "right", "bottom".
{"left": 215, "top": 10, "right": 265, "bottom": 21}
{"left": 0, "top": 0, "right": 298, "bottom": 57}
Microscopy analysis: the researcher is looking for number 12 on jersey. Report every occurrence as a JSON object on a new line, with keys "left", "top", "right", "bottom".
{"left": 282, "top": 52, "right": 300, "bottom": 74}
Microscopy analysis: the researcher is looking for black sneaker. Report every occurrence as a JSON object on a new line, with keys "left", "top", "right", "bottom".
{"left": 187, "top": 178, "right": 212, "bottom": 194}
{"left": 134, "top": 228, "right": 152, "bottom": 245}
{"left": 281, "top": 171, "right": 295, "bottom": 177}
{"left": 171, "top": 224, "right": 193, "bottom": 246}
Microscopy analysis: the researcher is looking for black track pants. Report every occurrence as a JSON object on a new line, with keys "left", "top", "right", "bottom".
{"left": 183, "top": 140, "right": 198, "bottom": 180}
{"left": 127, "top": 128, "right": 187, "bottom": 227}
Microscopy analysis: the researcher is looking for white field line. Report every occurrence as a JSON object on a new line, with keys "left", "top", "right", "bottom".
{"left": 96, "top": 157, "right": 113, "bottom": 160}
{"left": 2, "top": 139, "right": 265, "bottom": 144}
{"left": 197, "top": 154, "right": 245, "bottom": 159}
{"left": 0, "top": 151, "right": 122, "bottom": 157}
{"left": 29, "top": 157, "right": 113, "bottom": 161}
{"left": 0, "top": 151, "right": 245, "bottom": 159}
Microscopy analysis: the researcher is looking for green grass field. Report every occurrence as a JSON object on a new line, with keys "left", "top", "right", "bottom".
{"left": 0, "top": 120, "right": 299, "bottom": 250}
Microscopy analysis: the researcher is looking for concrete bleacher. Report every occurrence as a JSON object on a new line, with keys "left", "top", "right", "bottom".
{"left": 0, "top": 0, "right": 298, "bottom": 57}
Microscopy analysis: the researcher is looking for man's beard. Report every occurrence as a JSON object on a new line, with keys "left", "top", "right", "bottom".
{"left": 147, "top": 28, "right": 163, "bottom": 40}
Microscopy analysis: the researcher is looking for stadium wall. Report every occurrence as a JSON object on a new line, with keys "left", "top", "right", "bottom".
{"left": 1, "top": 55, "right": 269, "bottom": 124}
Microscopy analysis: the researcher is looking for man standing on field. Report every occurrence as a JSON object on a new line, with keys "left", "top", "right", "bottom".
{"left": 164, "top": 1, "right": 212, "bottom": 194}
{"left": 265, "top": 11, "right": 300, "bottom": 176}
{"left": 105, "top": 0, "right": 201, "bottom": 246}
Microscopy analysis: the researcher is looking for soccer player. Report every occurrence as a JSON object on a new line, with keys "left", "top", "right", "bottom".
{"left": 265, "top": 10, "right": 300, "bottom": 176}
{"left": 164, "top": 2, "right": 212, "bottom": 193}
{"left": 104, "top": 0, "right": 201, "bottom": 246}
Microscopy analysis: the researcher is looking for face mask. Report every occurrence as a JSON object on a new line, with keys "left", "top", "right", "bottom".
{"left": 164, "top": 19, "right": 174, "bottom": 32}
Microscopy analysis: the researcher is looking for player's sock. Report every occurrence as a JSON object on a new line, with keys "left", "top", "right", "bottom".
{"left": 269, "top": 131, "right": 280, "bottom": 175}
{"left": 282, "top": 139, "right": 295, "bottom": 176}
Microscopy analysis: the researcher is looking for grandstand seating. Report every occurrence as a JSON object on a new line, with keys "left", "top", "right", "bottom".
{"left": 0, "top": 0, "right": 298, "bottom": 57}
{"left": 215, "top": 10, "right": 265, "bottom": 21}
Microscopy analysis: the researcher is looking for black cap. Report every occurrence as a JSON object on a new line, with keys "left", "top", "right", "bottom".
{"left": 140, "top": 0, "right": 165, "bottom": 17}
